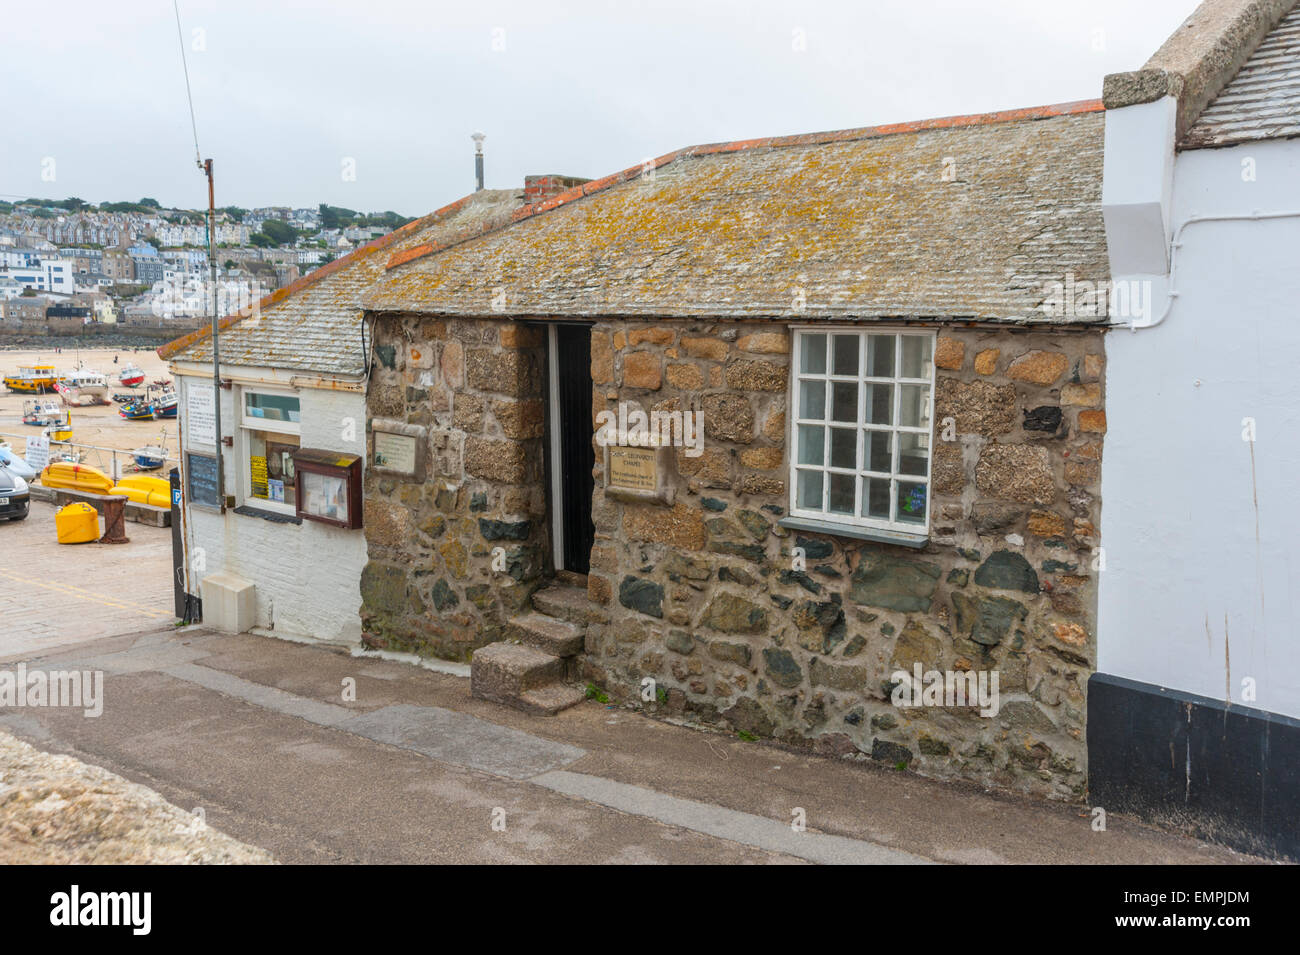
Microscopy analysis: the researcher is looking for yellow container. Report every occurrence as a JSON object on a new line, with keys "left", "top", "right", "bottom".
{"left": 55, "top": 502, "right": 100, "bottom": 544}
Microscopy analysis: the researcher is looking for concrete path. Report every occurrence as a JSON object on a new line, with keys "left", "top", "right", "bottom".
{"left": 0, "top": 626, "right": 1264, "bottom": 865}
{"left": 0, "top": 499, "right": 174, "bottom": 657}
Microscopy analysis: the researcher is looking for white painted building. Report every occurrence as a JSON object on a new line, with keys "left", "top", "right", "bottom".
{"left": 160, "top": 191, "right": 516, "bottom": 645}
{"left": 1096, "top": 0, "right": 1300, "bottom": 860}
{"left": 0, "top": 255, "right": 75, "bottom": 295}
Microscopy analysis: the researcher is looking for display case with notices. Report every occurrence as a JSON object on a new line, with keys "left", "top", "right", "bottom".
{"left": 292, "top": 448, "right": 363, "bottom": 529}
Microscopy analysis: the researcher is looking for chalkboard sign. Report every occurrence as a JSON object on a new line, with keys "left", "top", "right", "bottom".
{"left": 186, "top": 452, "right": 221, "bottom": 510}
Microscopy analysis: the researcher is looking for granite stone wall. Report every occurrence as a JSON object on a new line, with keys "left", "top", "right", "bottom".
{"left": 581, "top": 320, "right": 1106, "bottom": 800}
{"left": 358, "top": 315, "right": 551, "bottom": 661}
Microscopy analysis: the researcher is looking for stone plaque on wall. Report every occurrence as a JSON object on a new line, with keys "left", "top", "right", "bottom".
{"left": 608, "top": 446, "right": 657, "bottom": 491}
{"left": 603, "top": 443, "right": 674, "bottom": 505}
{"left": 370, "top": 418, "right": 427, "bottom": 482}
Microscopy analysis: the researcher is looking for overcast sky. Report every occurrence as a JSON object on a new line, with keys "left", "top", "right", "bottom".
{"left": 2, "top": 0, "right": 1200, "bottom": 215}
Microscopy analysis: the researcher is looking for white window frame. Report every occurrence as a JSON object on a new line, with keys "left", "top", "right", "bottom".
{"left": 788, "top": 327, "right": 937, "bottom": 536}
{"left": 238, "top": 386, "right": 301, "bottom": 516}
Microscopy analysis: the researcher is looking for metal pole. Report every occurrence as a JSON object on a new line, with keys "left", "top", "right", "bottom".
{"left": 203, "top": 158, "right": 225, "bottom": 510}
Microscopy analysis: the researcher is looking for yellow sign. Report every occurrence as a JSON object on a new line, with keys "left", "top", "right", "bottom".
{"left": 250, "top": 455, "right": 268, "bottom": 496}
{"left": 608, "top": 446, "right": 657, "bottom": 491}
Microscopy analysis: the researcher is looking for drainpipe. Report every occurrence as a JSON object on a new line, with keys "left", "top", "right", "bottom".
{"left": 1124, "top": 209, "right": 1300, "bottom": 330}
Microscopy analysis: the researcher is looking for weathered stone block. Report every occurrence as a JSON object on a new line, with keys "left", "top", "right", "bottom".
{"left": 974, "top": 550, "right": 1040, "bottom": 593}
{"left": 934, "top": 379, "right": 1016, "bottom": 436}
{"left": 623, "top": 351, "right": 662, "bottom": 390}
{"left": 682, "top": 337, "right": 728, "bottom": 360}
{"left": 974, "top": 348, "right": 999, "bottom": 375}
{"left": 701, "top": 393, "right": 755, "bottom": 444}
{"left": 491, "top": 397, "right": 545, "bottom": 439}
{"left": 850, "top": 552, "right": 941, "bottom": 613}
{"left": 934, "top": 337, "right": 965, "bottom": 370}
{"left": 701, "top": 592, "right": 768, "bottom": 634}
{"left": 737, "top": 332, "right": 789, "bottom": 354}
{"left": 665, "top": 363, "right": 704, "bottom": 390}
{"left": 739, "top": 446, "right": 783, "bottom": 470}
{"left": 619, "top": 575, "right": 664, "bottom": 618}
{"left": 1007, "top": 350, "right": 1069, "bottom": 385}
{"left": 975, "top": 444, "right": 1055, "bottom": 504}
{"left": 1061, "top": 383, "right": 1101, "bottom": 407}
{"left": 623, "top": 499, "right": 708, "bottom": 550}
{"left": 464, "top": 436, "right": 529, "bottom": 484}
{"left": 724, "top": 359, "right": 787, "bottom": 392}
{"left": 951, "top": 592, "right": 1028, "bottom": 646}
{"left": 762, "top": 648, "right": 802, "bottom": 688}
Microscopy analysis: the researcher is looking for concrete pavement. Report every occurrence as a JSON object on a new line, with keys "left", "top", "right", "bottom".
{"left": 0, "top": 625, "right": 1265, "bottom": 864}
{"left": 0, "top": 499, "right": 174, "bottom": 657}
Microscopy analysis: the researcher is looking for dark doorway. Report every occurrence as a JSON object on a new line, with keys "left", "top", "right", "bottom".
{"left": 548, "top": 324, "right": 595, "bottom": 575}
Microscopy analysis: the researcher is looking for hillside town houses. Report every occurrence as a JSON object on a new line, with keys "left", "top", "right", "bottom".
{"left": 0, "top": 199, "right": 379, "bottom": 339}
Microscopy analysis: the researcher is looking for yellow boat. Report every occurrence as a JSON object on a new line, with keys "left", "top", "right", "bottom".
{"left": 3, "top": 364, "right": 58, "bottom": 393}
{"left": 43, "top": 411, "right": 73, "bottom": 442}
{"left": 40, "top": 461, "right": 114, "bottom": 496}
{"left": 108, "top": 475, "right": 171, "bottom": 508}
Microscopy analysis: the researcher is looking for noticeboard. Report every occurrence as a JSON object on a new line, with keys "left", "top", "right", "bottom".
{"left": 185, "top": 452, "right": 221, "bottom": 510}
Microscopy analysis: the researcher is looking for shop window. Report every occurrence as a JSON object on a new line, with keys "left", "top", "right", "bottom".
{"left": 240, "top": 389, "right": 300, "bottom": 513}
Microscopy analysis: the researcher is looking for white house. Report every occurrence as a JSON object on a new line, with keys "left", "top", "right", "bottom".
{"left": 1096, "top": 0, "right": 1300, "bottom": 860}
{"left": 159, "top": 188, "right": 523, "bottom": 646}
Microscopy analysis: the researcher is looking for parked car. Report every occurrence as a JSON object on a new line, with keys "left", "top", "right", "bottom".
{"left": 0, "top": 445, "right": 37, "bottom": 481}
{"left": 0, "top": 466, "right": 30, "bottom": 521}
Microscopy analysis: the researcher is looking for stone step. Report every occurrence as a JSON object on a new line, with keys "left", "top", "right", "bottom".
{"left": 530, "top": 585, "right": 591, "bottom": 627}
{"left": 471, "top": 642, "right": 566, "bottom": 707}
{"left": 509, "top": 612, "right": 584, "bottom": 657}
{"left": 517, "top": 683, "right": 586, "bottom": 716}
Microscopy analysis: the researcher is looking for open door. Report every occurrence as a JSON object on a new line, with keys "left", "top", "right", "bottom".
{"left": 547, "top": 323, "right": 595, "bottom": 575}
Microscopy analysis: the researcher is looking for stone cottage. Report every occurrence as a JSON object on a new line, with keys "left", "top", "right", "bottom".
{"left": 358, "top": 101, "right": 1111, "bottom": 800}
{"left": 158, "top": 188, "right": 523, "bottom": 643}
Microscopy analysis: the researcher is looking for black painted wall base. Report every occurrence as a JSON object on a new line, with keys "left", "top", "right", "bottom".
{"left": 1088, "top": 672, "right": 1300, "bottom": 861}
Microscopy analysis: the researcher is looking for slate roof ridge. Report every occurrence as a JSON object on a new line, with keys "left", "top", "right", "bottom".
{"left": 381, "top": 98, "right": 1104, "bottom": 274}
{"left": 1102, "top": 0, "right": 1297, "bottom": 139}
{"left": 156, "top": 189, "right": 510, "bottom": 362}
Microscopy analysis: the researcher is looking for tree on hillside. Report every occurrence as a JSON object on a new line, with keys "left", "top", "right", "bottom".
{"left": 260, "top": 219, "right": 298, "bottom": 246}
{"left": 249, "top": 232, "right": 274, "bottom": 249}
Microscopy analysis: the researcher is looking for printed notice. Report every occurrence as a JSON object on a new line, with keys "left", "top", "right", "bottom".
{"left": 373, "top": 430, "right": 418, "bottom": 475}
{"left": 188, "top": 381, "right": 217, "bottom": 448}
{"left": 608, "top": 446, "right": 657, "bottom": 491}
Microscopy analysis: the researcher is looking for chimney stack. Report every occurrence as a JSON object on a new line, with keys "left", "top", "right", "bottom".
{"left": 471, "top": 132, "right": 486, "bottom": 191}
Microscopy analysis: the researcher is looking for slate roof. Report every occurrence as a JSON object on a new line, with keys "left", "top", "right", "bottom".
{"left": 158, "top": 189, "right": 524, "bottom": 376}
{"left": 364, "top": 102, "right": 1109, "bottom": 325}
{"left": 1183, "top": 3, "right": 1300, "bottom": 147}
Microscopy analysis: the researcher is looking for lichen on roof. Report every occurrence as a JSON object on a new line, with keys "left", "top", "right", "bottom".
{"left": 159, "top": 189, "right": 523, "bottom": 376}
{"left": 364, "top": 103, "right": 1109, "bottom": 324}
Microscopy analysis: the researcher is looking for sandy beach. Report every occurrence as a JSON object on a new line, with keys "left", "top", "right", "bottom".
{"left": 0, "top": 345, "right": 179, "bottom": 472}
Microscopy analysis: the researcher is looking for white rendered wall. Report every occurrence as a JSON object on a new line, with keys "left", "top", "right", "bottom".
{"left": 176, "top": 369, "right": 367, "bottom": 645}
{"left": 1099, "top": 135, "right": 1300, "bottom": 719}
